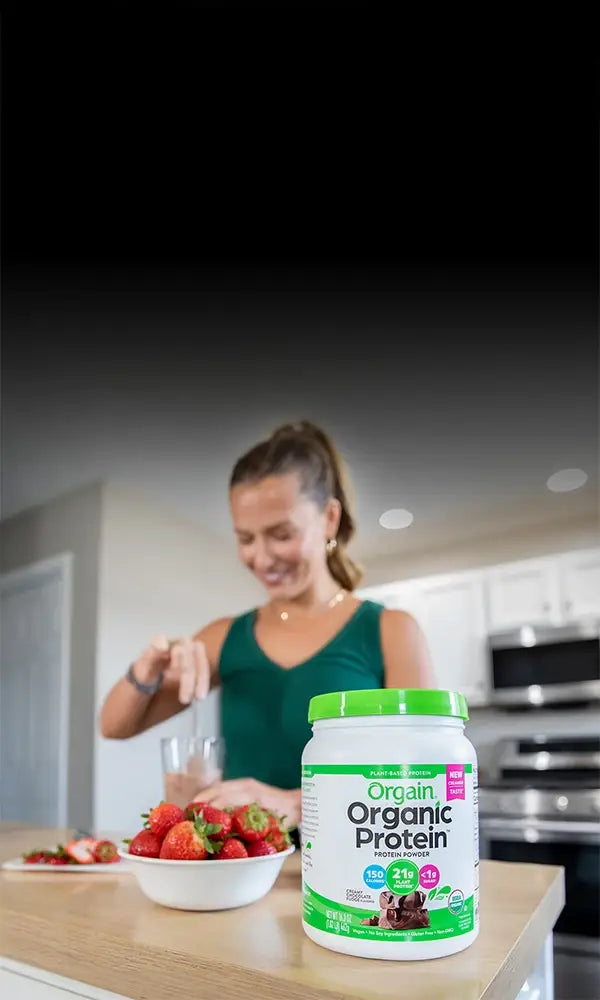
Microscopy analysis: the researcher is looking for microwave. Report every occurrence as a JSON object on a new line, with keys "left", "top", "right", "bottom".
{"left": 489, "top": 622, "right": 600, "bottom": 707}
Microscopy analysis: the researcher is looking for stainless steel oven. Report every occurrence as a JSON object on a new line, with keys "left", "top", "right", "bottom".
{"left": 489, "top": 622, "right": 600, "bottom": 708}
{"left": 479, "top": 736, "right": 600, "bottom": 999}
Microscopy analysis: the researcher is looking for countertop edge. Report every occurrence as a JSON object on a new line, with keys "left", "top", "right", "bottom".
{"left": 0, "top": 909, "right": 349, "bottom": 1000}
{"left": 482, "top": 863, "right": 565, "bottom": 1000}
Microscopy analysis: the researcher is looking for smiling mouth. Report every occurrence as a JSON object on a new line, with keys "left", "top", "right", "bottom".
{"left": 261, "top": 570, "right": 292, "bottom": 587}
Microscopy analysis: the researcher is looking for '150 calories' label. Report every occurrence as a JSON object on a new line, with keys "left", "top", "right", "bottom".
{"left": 301, "top": 763, "right": 478, "bottom": 943}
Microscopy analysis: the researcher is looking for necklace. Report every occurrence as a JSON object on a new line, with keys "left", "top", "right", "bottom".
{"left": 278, "top": 589, "right": 347, "bottom": 622}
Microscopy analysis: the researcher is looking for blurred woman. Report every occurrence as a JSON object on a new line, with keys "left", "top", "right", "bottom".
{"left": 100, "top": 420, "right": 433, "bottom": 828}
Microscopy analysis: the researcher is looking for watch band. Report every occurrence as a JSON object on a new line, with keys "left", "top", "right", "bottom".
{"left": 126, "top": 662, "right": 164, "bottom": 696}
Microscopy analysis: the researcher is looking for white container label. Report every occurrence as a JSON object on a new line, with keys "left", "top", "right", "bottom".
{"left": 302, "top": 763, "right": 479, "bottom": 943}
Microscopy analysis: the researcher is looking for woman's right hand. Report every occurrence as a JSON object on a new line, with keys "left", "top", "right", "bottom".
{"left": 132, "top": 633, "right": 211, "bottom": 704}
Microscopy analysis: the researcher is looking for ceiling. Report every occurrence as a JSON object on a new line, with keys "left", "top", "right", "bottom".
{"left": 2, "top": 264, "right": 597, "bottom": 561}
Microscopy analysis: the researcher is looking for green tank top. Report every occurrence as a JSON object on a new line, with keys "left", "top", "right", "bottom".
{"left": 218, "top": 600, "right": 385, "bottom": 790}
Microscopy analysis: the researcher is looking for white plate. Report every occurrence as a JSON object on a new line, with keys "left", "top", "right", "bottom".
{"left": 2, "top": 857, "right": 129, "bottom": 873}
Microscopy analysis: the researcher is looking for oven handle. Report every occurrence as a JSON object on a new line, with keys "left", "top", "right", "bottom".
{"left": 479, "top": 816, "right": 600, "bottom": 844}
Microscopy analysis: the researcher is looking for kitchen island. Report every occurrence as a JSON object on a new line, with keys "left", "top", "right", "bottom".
{"left": 0, "top": 825, "right": 564, "bottom": 1000}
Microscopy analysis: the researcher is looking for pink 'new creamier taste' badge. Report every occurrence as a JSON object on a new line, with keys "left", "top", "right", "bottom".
{"left": 446, "top": 764, "right": 465, "bottom": 800}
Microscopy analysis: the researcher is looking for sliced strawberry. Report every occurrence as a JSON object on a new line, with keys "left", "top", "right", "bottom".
{"left": 246, "top": 839, "right": 277, "bottom": 857}
{"left": 128, "top": 829, "right": 163, "bottom": 858}
{"left": 145, "top": 802, "right": 186, "bottom": 839}
{"left": 49, "top": 855, "right": 71, "bottom": 865}
{"left": 64, "top": 837, "right": 97, "bottom": 864}
{"left": 214, "top": 838, "right": 248, "bottom": 860}
{"left": 231, "top": 803, "right": 270, "bottom": 842}
{"left": 93, "top": 840, "right": 120, "bottom": 863}
{"left": 23, "top": 850, "right": 52, "bottom": 864}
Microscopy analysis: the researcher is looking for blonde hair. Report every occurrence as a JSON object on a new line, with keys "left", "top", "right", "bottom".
{"left": 230, "top": 420, "right": 363, "bottom": 590}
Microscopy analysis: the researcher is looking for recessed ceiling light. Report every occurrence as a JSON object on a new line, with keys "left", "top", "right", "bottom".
{"left": 379, "top": 508, "right": 414, "bottom": 530}
{"left": 546, "top": 468, "right": 588, "bottom": 492}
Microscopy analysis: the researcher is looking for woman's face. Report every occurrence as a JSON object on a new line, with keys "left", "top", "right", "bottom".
{"left": 230, "top": 473, "right": 340, "bottom": 598}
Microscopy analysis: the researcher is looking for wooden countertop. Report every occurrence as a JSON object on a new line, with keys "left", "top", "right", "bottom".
{"left": 0, "top": 825, "right": 564, "bottom": 1000}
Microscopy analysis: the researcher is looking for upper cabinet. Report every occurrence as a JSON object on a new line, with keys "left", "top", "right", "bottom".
{"left": 417, "top": 571, "right": 489, "bottom": 707}
{"left": 358, "top": 545, "right": 599, "bottom": 710}
{"left": 359, "top": 580, "right": 424, "bottom": 620}
{"left": 558, "top": 548, "right": 600, "bottom": 621}
{"left": 358, "top": 573, "right": 489, "bottom": 706}
{"left": 484, "top": 557, "right": 562, "bottom": 632}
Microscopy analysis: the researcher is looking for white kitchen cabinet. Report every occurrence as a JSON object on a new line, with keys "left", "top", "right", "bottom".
{"left": 558, "top": 548, "right": 600, "bottom": 620}
{"left": 484, "top": 558, "right": 562, "bottom": 631}
{"left": 0, "top": 959, "right": 130, "bottom": 999}
{"left": 362, "top": 580, "right": 424, "bottom": 618}
{"left": 417, "top": 571, "right": 489, "bottom": 706}
{"left": 357, "top": 580, "right": 424, "bottom": 620}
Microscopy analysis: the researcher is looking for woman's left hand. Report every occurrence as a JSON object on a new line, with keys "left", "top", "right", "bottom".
{"left": 192, "top": 778, "right": 301, "bottom": 829}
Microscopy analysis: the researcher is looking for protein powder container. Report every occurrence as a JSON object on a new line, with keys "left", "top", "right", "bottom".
{"left": 301, "top": 688, "right": 479, "bottom": 960}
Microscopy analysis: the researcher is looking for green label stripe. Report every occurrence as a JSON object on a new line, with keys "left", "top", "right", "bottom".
{"left": 303, "top": 883, "right": 474, "bottom": 941}
{"left": 302, "top": 764, "right": 472, "bottom": 779}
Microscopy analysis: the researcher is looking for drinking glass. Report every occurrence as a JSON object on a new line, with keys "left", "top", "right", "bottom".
{"left": 161, "top": 736, "right": 225, "bottom": 809}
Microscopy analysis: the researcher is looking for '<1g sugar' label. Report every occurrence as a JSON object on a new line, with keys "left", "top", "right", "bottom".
{"left": 419, "top": 864, "right": 440, "bottom": 890}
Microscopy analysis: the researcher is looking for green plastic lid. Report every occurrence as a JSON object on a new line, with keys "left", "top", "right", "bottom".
{"left": 308, "top": 688, "right": 469, "bottom": 723}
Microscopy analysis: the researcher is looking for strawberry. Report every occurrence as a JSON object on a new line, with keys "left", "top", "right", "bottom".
{"left": 266, "top": 828, "right": 292, "bottom": 852}
{"left": 23, "top": 850, "right": 53, "bottom": 864}
{"left": 231, "top": 803, "right": 270, "bottom": 842}
{"left": 214, "top": 838, "right": 248, "bottom": 860}
{"left": 144, "top": 802, "right": 186, "bottom": 839}
{"left": 246, "top": 839, "right": 277, "bottom": 857}
{"left": 49, "top": 855, "right": 70, "bottom": 865}
{"left": 266, "top": 813, "right": 281, "bottom": 835}
{"left": 128, "top": 829, "right": 163, "bottom": 858}
{"left": 93, "top": 840, "right": 119, "bottom": 863}
{"left": 185, "top": 801, "right": 208, "bottom": 817}
{"left": 65, "top": 837, "right": 97, "bottom": 864}
{"left": 159, "top": 819, "right": 220, "bottom": 860}
{"left": 186, "top": 804, "right": 232, "bottom": 839}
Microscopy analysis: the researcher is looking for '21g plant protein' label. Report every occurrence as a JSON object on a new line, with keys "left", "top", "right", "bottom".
{"left": 302, "top": 763, "right": 479, "bottom": 944}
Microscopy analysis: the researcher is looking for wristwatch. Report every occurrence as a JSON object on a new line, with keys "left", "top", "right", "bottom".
{"left": 126, "top": 662, "right": 164, "bottom": 696}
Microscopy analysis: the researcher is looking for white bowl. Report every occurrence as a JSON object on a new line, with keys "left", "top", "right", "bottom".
{"left": 118, "top": 844, "right": 295, "bottom": 910}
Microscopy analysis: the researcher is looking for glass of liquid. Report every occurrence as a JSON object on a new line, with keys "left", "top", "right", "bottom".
{"left": 161, "top": 736, "right": 225, "bottom": 809}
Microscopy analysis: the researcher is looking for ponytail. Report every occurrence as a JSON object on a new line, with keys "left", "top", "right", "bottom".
{"left": 230, "top": 419, "right": 363, "bottom": 591}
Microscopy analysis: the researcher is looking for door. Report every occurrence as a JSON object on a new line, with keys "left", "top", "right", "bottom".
{"left": 559, "top": 549, "right": 600, "bottom": 621}
{"left": 418, "top": 571, "right": 489, "bottom": 705}
{"left": 0, "top": 555, "right": 72, "bottom": 825}
{"left": 485, "top": 558, "right": 562, "bottom": 631}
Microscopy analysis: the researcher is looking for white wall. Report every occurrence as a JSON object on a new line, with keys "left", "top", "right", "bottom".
{"left": 94, "top": 484, "right": 261, "bottom": 834}
{"left": 361, "top": 515, "right": 600, "bottom": 587}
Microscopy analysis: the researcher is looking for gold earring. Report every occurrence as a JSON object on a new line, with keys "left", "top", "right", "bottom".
{"left": 326, "top": 538, "right": 338, "bottom": 555}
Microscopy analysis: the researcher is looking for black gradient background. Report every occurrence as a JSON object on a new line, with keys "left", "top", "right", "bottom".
{"left": 2, "top": 17, "right": 598, "bottom": 550}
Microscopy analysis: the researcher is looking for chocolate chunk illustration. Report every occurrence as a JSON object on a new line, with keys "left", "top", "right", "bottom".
{"left": 375, "top": 888, "right": 430, "bottom": 931}
{"left": 379, "top": 890, "right": 405, "bottom": 909}
{"left": 379, "top": 907, "right": 404, "bottom": 929}
{"left": 360, "top": 915, "right": 380, "bottom": 926}
{"left": 402, "top": 890, "right": 426, "bottom": 910}
{"left": 402, "top": 909, "right": 431, "bottom": 929}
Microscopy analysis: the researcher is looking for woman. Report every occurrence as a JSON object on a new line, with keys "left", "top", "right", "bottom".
{"left": 100, "top": 421, "right": 433, "bottom": 829}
